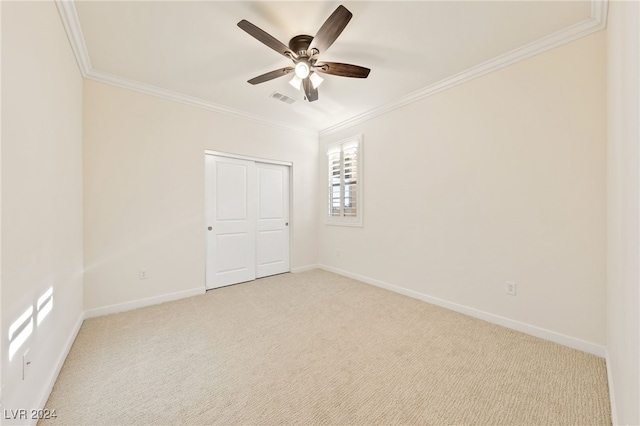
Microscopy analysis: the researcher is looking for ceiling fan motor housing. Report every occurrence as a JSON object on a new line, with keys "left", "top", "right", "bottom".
{"left": 289, "top": 35, "right": 314, "bottom": 56}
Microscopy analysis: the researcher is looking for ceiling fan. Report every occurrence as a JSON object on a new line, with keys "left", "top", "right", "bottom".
{"left": 238, "top": 5, "right": 370, "bottom": 102}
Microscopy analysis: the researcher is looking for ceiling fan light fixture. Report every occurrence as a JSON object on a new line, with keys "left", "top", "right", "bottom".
{"left": 294, "top": 61, "right": 310, "bottom": 79}
{"left": 289, "top": 75, "right": 303, "bottom": 90}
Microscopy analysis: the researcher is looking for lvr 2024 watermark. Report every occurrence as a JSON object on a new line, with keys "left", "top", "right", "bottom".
{"left": 3, "top": 409, "right": 57, "bottom": 420}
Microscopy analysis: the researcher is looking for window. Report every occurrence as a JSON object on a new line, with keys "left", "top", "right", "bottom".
{"left": 327, "top": 135, "right": 363, "bottom": 226}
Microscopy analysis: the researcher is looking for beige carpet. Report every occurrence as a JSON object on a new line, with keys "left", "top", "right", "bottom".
{"left": 41, "top": 269, "right": 610, "bottom": 425}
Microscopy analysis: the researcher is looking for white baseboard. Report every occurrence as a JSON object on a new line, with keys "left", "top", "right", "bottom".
{"left": 605, "top": 348, "right": 619, "bottom": 425}
{"left": 291, "top": 264, "right": 319, "bottom": 273}
{"left": 319, "top": 264, "right": 606, "bottom": 358}
{"left": 29, "top": 286, "right": 205, "bottom": 424}
{"left": 84, "top": 287, "right": 206, "bottom": 319}
{"left": 33, "top": 311, "right": 85, "bottom": 425}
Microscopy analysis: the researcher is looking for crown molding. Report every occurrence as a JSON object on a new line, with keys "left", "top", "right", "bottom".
{"left": 319, "top": 0, "right": 609, "bottom": 137}
{"left": 55, "top": 0, "right": 91, "bottom": 76}
{"left": 591, "top": 0, "right": 609, "bottom": 29}
{"left": 85, "top": 69, "right": 317, "bottom": 136}
{"left": 54, "top": 0, "right": 317, "bottom": 137}
{"left": 55, "top": 0, "right": 607, "bottom": 139}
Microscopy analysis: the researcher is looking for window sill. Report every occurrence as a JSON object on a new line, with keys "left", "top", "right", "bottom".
{"left": 325, "top": 219, "right": 363, "bottom": 227}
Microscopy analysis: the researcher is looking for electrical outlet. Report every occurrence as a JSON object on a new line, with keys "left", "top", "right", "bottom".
{"left": 336, "top": 249, "right": 341, "bottom": 257}
{"left": 139, "top": 269, "right": 148, "bottom": 280}
{"left": 505, "top": 281, "right": 517, "bottom": 295}
{"left": 23, "top": 349, "right": 31, "bottom": 380}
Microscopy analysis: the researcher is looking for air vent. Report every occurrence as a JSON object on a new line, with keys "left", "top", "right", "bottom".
{"left": 270, "top": 92, "right": 296, "bottom": 104}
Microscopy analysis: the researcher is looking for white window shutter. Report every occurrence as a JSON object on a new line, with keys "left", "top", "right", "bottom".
{"left": 328, "top": 150, "right": 342, "bottom": 217}
{"left": 326, "top": 135, "right": 363, "bottom": 226}
{"left": 342, "top": 145, "right": 358, "bottom": 217}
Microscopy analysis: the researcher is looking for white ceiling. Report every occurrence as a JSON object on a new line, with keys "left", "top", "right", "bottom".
{"left": 70, "top": 1, "right": 596, "bottom": 133}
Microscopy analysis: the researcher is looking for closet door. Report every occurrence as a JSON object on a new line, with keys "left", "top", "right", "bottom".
{"left": 205, "top": 154, "right": 290, "bottom": 289}
{"left": 205, "top": 155, "right": 256, "bottom": 289}
{"left": 256, "top": 163, "right": 290, "bottom": 278}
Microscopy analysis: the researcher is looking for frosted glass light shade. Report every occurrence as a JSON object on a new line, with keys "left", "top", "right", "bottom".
{"left": 309, "top": 72, "right": 324, "bottom": 89}
{"left": 289, "top": 75, "right": 302, "bottom": 90}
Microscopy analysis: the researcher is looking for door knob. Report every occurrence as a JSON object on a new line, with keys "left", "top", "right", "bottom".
{"left": 208, "top": 226, "right": 213, "bottom": 231}
{"left": 285, "top": 222, "right": 289, "bottom": 226}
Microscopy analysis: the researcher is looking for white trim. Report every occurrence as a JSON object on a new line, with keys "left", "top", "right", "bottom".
{"left": 319, "top": 10, "right": 608, "bottom": 137}
{"left": 54, "top": 0, "right": 91, "bottom": 76}
{"left": 53, "top": 1, "right": 315, "bottom": 137}
{"left": 291, "top": 264, "right": 319, "bottom": 273}
{"left": 32, "top": 287, "right": 206, "bottom": 423}
{"left": 85, "top": 69, "right": 316, "bottom": 136}
{"left": 320, "top": 264, "right": 606, "bottom": 358}
{"left": 605, "top": 348, "right": 619, "bottom": 425}
{"left": 33, "top": 312, "right": 84, "bottom": 425}
{"left": 84, "top": 287, "right": 205, "bottom": 319}
{"left": 591, "top": 0, "right": 609, "bottom": 29}
{"left": 204, "top": 150, "right": 292, "bottom": 166}
{"left": 56, "top": 0, "right": 607, "bottom": 139}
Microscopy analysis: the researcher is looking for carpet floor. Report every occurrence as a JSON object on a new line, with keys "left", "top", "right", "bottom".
{"left": 41, "top": 269, "right": 611, "bottom": 425}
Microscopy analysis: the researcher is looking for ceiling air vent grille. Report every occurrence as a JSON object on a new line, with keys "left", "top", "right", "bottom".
{"left": 270, "top": 92, "right": 296, "bottom": 104}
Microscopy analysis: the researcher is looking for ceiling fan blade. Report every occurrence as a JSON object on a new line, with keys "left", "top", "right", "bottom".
{"left": 302, "top": 77, "right": 318, "bottom": 102}
{"left": 315, "top": 62, "right": 370, "bottom": 78}
{"left": 247, "top": 67, "right": 294, "bottom": 85}
{"left": 238, "top": 20, "right": 296, "bottom": 59}
{"left": 308, "top": 5, "right": 352, "bottom": 55}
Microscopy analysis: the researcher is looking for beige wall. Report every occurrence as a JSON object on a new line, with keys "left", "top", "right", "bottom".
{"left": 82, "top": 80, "right": 319, "bottom": 311}
{"left": 2, "top": 1, "right": 630, "bottom": 420}
{"left": 1, "top": 0, "right": 84, "bottom": 417}
{"left": 606, "top": 1, "right": 640, "bottom": 424}
{"left": 319, "top": 32, "right": 606, "bottom": 348}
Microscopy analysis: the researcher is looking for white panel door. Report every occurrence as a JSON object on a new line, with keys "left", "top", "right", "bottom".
{"left": 256, "top": 163, "right": 290, "bottom": 278}
{"left": 205, "top": 155, "right": 256, "bottom": 289}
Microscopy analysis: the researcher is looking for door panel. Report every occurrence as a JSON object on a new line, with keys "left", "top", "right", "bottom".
{"left": 256, "top": 163, "right": 290, "bottom": 278}
{"left": 205, "top": 156, "right": 256, "bottom": 289}
{"left": 216, "top": 163, "right": 248, "bottom": 220}
{"left": 257, "top": 230, "right": 285, "bottom": 265}
{"left": 258, "top": 168, "right": 285, "bottom": 218}
{"left": 215, "top": 233, "right": 251, "bottom": 274}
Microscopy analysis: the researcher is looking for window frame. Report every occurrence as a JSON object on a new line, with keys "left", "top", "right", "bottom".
{"left": 326, "top": 134, "right": 363, "bottom": 227}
